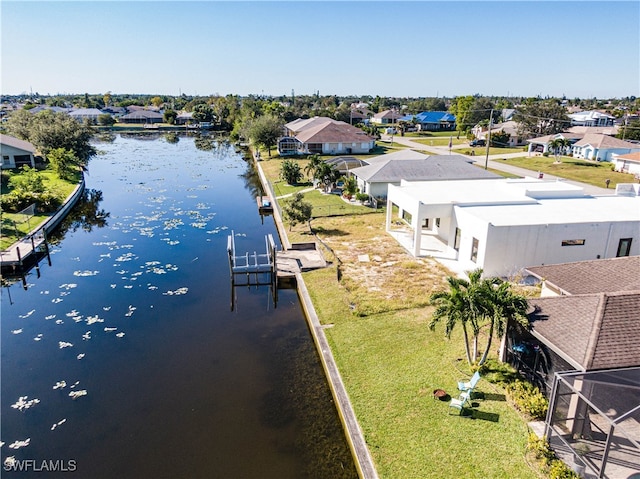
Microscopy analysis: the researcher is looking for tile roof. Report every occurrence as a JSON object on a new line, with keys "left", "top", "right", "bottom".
{"left": 294, "top": 121, "right": 374, "bottom": 144}
{"left": 526, "top": 256, "right": 640, "bottom": 295}
{"left": 373, "top": 110, "right": 402, "bottom": 120}
{"left": 528, "top": 292, "right": 640, "bottom": 370}
{"left": 573, "top": 133, "right": 640, "bottom": 150}
{"left": 0, "top": 134, "right": 36, "bottom": 153}
{"left": 351, "top": 154, "right": 499, "bottom": 183}
{"left": 526, "top": 132, "right": 584, "bottom": 144}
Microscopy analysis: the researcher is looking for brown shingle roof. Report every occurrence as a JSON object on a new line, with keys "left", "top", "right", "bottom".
{"left": 526, "top": 256, "right": 640, "bottom": 295}
{"left": 615, "top": 152, "right": 640, "bottom": 162}
{"left": 528, "top": 291, "right": 640, "bottom": 370}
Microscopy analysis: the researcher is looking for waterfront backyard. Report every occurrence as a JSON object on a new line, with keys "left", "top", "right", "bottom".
{"left": 258, "top": 155, "right": 541, "bottom": 478}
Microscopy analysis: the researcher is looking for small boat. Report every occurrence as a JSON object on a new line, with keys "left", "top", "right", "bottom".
{"left": 257, "top": 196, "right": 273, "bottom": 214}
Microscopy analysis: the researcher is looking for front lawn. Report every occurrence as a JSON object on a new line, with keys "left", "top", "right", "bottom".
{"left": 503, "top": 156, "right": 636, "bottom": 189}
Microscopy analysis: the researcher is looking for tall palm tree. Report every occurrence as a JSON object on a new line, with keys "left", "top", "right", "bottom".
{"left": 303, "top": 154, "right": 323, "bottom": 183}
{"left": 477, "top": 281, "right": 529, "bottom": 366}
{"left": 548, "top": 137, "right": 571, "bottom": 163}
{"left": 430, "top": 268, "right": 527, "bottom": 366}
{"left": 429, "top": 275, "right": 474, "bottom": 365}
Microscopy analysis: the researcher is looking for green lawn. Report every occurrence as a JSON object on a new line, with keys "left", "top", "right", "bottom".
{"left": 304, "top": 265, "right": 537, "bottom": 479}
{"left": 458, "top": 147, "right": 527, "bottom": 156}
{"left": 1, "top": 169, "right": 79, "bottom": 250}
{"left": 503, "top": 156, "right": 636, "bottom": 189}
{"left": 410, "top": 137, "right": 467, "bottom": 147}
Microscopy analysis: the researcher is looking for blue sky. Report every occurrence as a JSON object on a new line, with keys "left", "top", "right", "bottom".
{"left": 1, "top": 1, "right": 638, "bottom": 98}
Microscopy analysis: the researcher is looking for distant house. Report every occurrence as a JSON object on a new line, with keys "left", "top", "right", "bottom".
{"left": 472, "top": 120, "right": 525, "bottom": 147}
{"left": 69, "top": 108, "right": 104, "bottom": 123}
{"left": 571, "top": 133, "right": 640, "bottom": 162}
{"left": 568, "top": 110, "right": 616, "bottom": 127}
{"left": 370, "top": 109, "right": 402, "bottom": 125}
{"left": 278, "top": 117, "right": 375, "bottom": 156}
{"left": 119, "top": 110, "right": 164, "bottom": 124}
{"left": 350, "top": 150, "right": 498, "bottom": 199}
{"left": 349, "top": 107, "right": 372, "bottom": 124}
{"left": 0, "top": 134, "right": 36, "bottom": 169}
{"left": 385, "top": 178, "right": 640, "bottom": 278}
{"left": 175, "top": 111, "right": 194, "bottom": 125}
{"left": 612, "top": 151, "right": 640, "bottom": 176}
{"left": 526, "top": 132, "right": 583, "bottom": 154}
{"left": 412, "top": 111, "right": 456, "bottom": 131}
{"left": 102, "top": 106, "right": 127, "bottom": 117}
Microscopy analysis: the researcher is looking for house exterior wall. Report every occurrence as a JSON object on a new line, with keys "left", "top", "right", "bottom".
{"left": 614, "top": 159, "right": 640, "bottom": 176}
{"left": 573, "top": 146, "right": 638, "bottom": 162}
{"left": 320, "top": 141, "right": 373, "bottom": 155}
{"left": 1, "top": 143, "right": 35, "bottom": 169}
{"left": 467, "top": 219, "right": 640, "bottom": 278}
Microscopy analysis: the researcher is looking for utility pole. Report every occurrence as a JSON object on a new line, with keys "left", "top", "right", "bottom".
{"left": 484, "top": 109, "right": 493, "bottom": 170}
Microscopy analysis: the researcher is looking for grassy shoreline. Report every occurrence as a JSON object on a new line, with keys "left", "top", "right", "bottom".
{"left": 255, "top": 149, "right": 540, "bottom": 478}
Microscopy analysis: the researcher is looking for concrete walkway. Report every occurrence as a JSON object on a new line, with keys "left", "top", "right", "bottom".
{"left": 382, "top": 135, "right": 612, "bottom": 196}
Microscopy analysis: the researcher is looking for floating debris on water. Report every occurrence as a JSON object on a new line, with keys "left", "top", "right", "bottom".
{"left": 69, "top": 390, "right": 87, "bottom": 400}
{"left": 102, "top": 306, "right": 111, "bottom": 311}
{"left": 11, "top": 396, "right": 40, "bottom": 412}
{"left": 86, "top": 315, "right": 104, "bottom": 325}
{"left": 77, "top": 354, "right": 85, "bottom": 360}
{"left": 34, "top": 334, "right": 43, "bottom": 341}
{"left": 51, "top": 419, "right": 67, "bottom": 431}
{"left": 8, "top": 438, "right": 30, "bottom": 449}
{"left": 163, "top": 287, "right": 188, "bottom": 296}
{"left": 73, "top": 270, "right": 99, "bottom": 277}
{"left": 104, "top": 327, "right": 117, "bottom": 332}
{"left": 55, "top": 319, "right": 64, "bottom": 325}
{"left": 53, "top": 381, "right": 67, "bottom": 390}
{"left": 82, "top": 331, "right": 91, "bottom": 341}
{"left": 19, "top": 309, "right": 36, "bottom": 319}
{"left": 52, "top": 298, "right": 63, "bottom": 304}
{"left": 116, "top": 332, "right": 125, "bottom": 338}
{"left": 59, "top": 341, "right": 73, "bottom": 349}
{"left": 45, "top": 314, "right": 56, "bottom": 320}
{"left": 11, "top": 329, "right": 23, "bottom": 335}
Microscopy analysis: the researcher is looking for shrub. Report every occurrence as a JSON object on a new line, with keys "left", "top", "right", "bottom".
{"left": 548, "top": 459, "right": 579, "bottom": 479}
{"left": 542, "top": 151, "right": 549, "bottom": 157}
{"left": 355, "top": 193, "right": 369, "bottom": 202}
{"left": 0, "top": 190, "right": 63, "bottom": 213}
{"left": 526, "top": 432, "right": 554, "bottom": 465}
{"left": 505, "top": 380, "right": 548, "bottom": 419}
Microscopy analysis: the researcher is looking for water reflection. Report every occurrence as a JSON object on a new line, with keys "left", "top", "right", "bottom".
{"left": 0, "top": 134, "right": 357, "bottom": 478}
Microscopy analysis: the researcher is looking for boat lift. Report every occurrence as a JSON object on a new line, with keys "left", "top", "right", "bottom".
{"left": 227, "top": 231, "right": 278, "bottom": 310}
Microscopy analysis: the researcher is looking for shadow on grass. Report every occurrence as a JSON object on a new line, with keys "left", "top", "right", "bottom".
{"left": 312, "top": 226, "right": 349, "bottom": 237}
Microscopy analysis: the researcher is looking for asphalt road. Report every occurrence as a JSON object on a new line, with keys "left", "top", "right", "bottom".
{"left": 382, "top": 135, "right": 612, "bottom": 196}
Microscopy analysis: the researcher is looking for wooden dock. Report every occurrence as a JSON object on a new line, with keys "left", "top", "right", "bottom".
{"left": 256, "top": 195, "right": 274, "bottom": 214}
{"left": 0, "top": 229, "right": 50, "bottom": 269}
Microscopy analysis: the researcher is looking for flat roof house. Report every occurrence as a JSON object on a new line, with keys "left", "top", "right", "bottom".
{"left": 386, "top": 178, "right": 640, "bottom": 278}
{"left": 0, "top": 134, "right": 36, "bottom": 169}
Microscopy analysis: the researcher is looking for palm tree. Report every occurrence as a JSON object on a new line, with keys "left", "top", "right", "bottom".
{"left": 548, "top": 137, "right": 571, "bottom": 163}
{"left": 477, "top": 281, "right": 529, "bottom": 366}
{"left": 429, "top": 275, "right": 474, "bottom": 365}
{"left": 303, "top": 154, "right": 323, "bottom": 183}
{"left": 430, "top": 268, "right": 528, "bottom": 366}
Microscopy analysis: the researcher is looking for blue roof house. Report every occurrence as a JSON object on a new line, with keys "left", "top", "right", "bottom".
{"left": 407, "top": 111, "right": 456, "bottom": 131}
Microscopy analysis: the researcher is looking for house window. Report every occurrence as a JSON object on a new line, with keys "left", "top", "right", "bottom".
{"left": 454, "top": 228, "right": 461, "bottom": 251}
{"left": 435, "top": 218, "right": 441, "bottom": 227}
{"left": 402, "top": 210, "right": 412, "bottom": 224}
{"left": 562, "top": 239, "right": 585, "bottom": 246}
{"left": 422, "top": 218, "right": 430, "bottom": 229}
{"left": 470, "top": 237, "right": 479, "bottom": 263}
{"left": 2, "top": 156, "right": 10, "bottom": 166}
{"left": 617, "top": 238, "right": 632, "bottom": 257}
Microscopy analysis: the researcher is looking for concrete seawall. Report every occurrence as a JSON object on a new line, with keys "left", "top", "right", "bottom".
{"left": 251, "top": 151, "right": 379, "bottom": 479}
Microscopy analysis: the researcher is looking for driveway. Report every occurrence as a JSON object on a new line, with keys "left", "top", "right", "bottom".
{"left": 380, "top": 135, "right": 611, "bottom": 196}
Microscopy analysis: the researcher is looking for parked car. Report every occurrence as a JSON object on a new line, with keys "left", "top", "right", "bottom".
{"left": 470, "top": 139, "right": 486, "bottom": 147}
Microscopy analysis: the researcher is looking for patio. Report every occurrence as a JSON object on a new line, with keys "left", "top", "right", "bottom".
{"left": 545, "top": 368, "right": 640, "bottom": 479}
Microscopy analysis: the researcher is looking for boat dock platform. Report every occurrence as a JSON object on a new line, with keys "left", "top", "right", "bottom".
{"left": 257, "top": 195, "right": 274, "bottom": 214}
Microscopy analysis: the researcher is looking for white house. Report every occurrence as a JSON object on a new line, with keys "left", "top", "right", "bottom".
{"left": 69, "top": 108, "right": 104, "bottom": 123}
{"left": 0, "top": 134, "right": 36, "bottom": 169}
{"left": 612, "top": 151, "right": 640, "bottom": 177}
{"left": 370, "top": 109, "right": 402, "bottom": 125}
{"left": 386, "top": 178, "right": 640, "bottom": 278}
{"left": 568, "top": 110, "right": 616, "bottom": 127}
{"left": 572, "top": 134, "right": 640, "bottom": 162}
{"left": 527, "top": 133, "right": 583, "bottom": 154}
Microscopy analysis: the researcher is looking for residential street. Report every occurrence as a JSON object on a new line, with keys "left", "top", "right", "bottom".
{"left": 382, "top": 135, "right": 612, "bottom": 195}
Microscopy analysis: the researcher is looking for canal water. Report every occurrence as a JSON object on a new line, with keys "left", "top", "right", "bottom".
{"left": 1, "top": 134, "right": 357, "bottom": 478}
